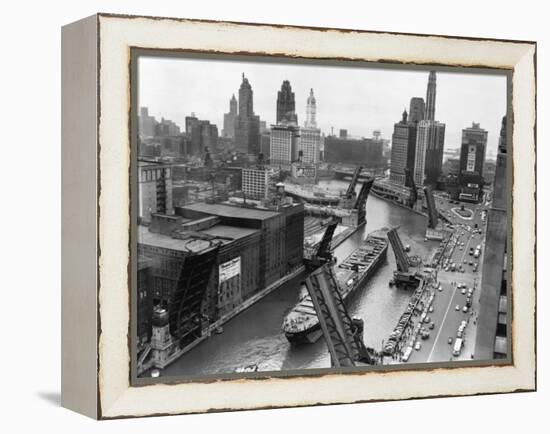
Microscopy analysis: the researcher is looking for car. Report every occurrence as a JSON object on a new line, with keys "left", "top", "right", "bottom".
{"left": 462, "top": 306, "right": 468, "bottom": 313}
{"left": 461, "top": 287, "right": 466, "bottom": 294}
{"left": 438, "top": 285, "right": 443, "bottom": 292}
{"left": 414, "top": 341, "right": 422, "bottom": 351}
{"left": 424, "top": 316, "right": 431, "bottom": 324}
{"left": 448, "top": 337, "right": 453, "bottom": 345}
{"left": 429, "top": 322, "right": 435, "bottom": 330}
{"left": 455, "top": 304, "right": 460, "bottom": 311}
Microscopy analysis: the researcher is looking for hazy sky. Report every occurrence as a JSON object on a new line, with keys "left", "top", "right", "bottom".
{"left": 138, "top": 55, "right": 507, "bottom": 155}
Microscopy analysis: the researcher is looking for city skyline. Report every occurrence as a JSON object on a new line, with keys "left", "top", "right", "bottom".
{"left": 138, "top": 56, "right": 507, "bottom": 156}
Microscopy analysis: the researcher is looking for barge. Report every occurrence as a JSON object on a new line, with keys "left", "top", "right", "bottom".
{"left": 282, "top": 230, "right": 388, "bottom": 344}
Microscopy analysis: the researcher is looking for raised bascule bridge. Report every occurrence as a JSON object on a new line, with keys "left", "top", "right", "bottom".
{"left": 300, "top": 217, "right": 381, "bottom": 367}
{"left": 387, "top": 227, "right": 422, "bottom": 289}
{"left": 423, "top": 185, "right": 448, "bottom": 241}
{"left": 137, "top": 244, "right": 220, "bottom": 376}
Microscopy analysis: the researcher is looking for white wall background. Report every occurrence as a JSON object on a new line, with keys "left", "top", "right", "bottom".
{"left": 0, "top": 0, "right": 546, "bottom": 432}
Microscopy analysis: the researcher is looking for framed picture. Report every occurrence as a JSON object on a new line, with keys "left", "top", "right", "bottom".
{"left": 61, "top": 13, "right": 536, "bottom": 419}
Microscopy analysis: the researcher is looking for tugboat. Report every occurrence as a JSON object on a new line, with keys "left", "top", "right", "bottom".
{"left": 282, "top": 231, "right": 388, "bottom": 344}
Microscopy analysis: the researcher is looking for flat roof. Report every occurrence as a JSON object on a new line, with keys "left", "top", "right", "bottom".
{"left": 138, "top": 223, "right": 259, "bottom": 252}
{"left": 182, "top": 202, "right": 279, "bottom": 220}
{"left": 201, "top": 224, "right": 260, "bottom": 240}
{"left": 138, "top": 225, "right": 222, "bottom": 253}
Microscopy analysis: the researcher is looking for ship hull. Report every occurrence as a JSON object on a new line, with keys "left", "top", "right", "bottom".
{"left": 285, "top": 326, "right": 323, "bottom": 344}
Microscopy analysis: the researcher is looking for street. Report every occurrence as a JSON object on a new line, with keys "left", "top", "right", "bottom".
{"left": 403, "top": 195, "right": 489, "bottom": 364}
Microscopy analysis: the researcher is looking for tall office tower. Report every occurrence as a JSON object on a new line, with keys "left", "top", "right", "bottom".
{"left": 222, "top": 94, "right": 238, "bottom": 138}
{"left": 389, "top": 109, "right": 418, "bottom": 186}
{"left": 475, "top": 115, "right": 508, "bottom": 360}
{"left": 413, "top": 120, "right": 445, "bottom": 186}
{"left": 458, "top": 122, "right": 488, "bottom": 202}
{"left": 413, "top": 71, "right": 445, "bottom": 186}
{"left": 270, "top": 123, "right": 300, "bottom": 169}
{"left": 304, "top": 88, "right": 317, "bottom": 128}
{"left": 408, "top": 97, "right": 425, "bottom": 123}
{"left": 239, "top": 73, "right": 254, "bottom": 118}
{"left": 276, "top": 80, "right": 296, "bottom": 124}
{"left": 299, "top": 88, "right": 321, "bottom": 164}
{"left": 234, "top": 74, "right": 261, "bottom": 155}
{"left": 425, "top": 71, "right": 437, "bottom": 121}
{"left": 299, "top": 127, "right": 321, "bottom": 164}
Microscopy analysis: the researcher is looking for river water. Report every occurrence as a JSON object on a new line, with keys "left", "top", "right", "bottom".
{"left": 162, "top": 180, "right": 438, "bottom": 378}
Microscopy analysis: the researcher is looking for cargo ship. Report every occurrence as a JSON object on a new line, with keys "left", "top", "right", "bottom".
{"left": 282, "top": 231, "right": 388, "bottom": 344}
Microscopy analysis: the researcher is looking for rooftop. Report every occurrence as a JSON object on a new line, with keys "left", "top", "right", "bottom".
{"left": 182, "top": 202, "right": 280, "bottom": 220}
{"left": 201, "top": 224, "right": 260, "bottom": 240}
{"left": 138, "top": 223, "right": 259, "bottom": 252}
{"left": 139, "top": 225, "right": 221, "bottom": 253}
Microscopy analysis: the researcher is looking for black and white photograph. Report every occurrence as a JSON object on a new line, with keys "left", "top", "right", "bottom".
{"left": 133, "top": 53, "right": 510, "bottom": 380}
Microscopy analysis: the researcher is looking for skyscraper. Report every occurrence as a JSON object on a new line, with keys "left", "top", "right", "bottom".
{"left": 305, "top": 88, "right": 317, "bottom": 128}
{"left": 300, "top": 88, "right": 321, "bottom": 164}
{"left": 222, "top": 94, "right": 238, "bottom": 138}
{"left": 270, "top": 123, "right": 300, "bottom": 169}
{"left": 413, "top": 71, "right": 446, "bottom": 186}
{"left": 425, "top": 71, "right": 437, "bottom": 121}
{"left": 276, "top": 80, "right": 296, "bottom": 124}
{"left": 234, "top": 74, "right": 261, "bottom": 155}
{"left": 458, "top": 122, "right": 488, "bottom": 202}
{"left": 389, "top": 109, "right": 417, "bottom": 186}
{"left": 408, "top": 97, "right": 425, "bottom": 123}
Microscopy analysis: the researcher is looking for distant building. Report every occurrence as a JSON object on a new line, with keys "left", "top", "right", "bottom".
{"left": 270, "top": 123, "right": 300, "bottom": 168}
{"left": 299, "top": 127, "right": 321, "bottom": 164}
{"left": 458, "top": 122, "right": 488, "bottom": 202}
{"left": 222, "top": 94, "right": 238, "bottom": 138}
{"left": 234, "top": 74, "right": 261, "bottom": 155}
{"left": 242, "top": 167, "right": 278, "bottom": 200}
{"left": 425, "top": 71, "right": 436, "bottom": 121}
{"left": 413, "top": 71, "right": 445, "bottom": 186}
{"left": 444, "top": 157, "right": 460, "bottom": 176}
{"left": 414, "top": 120, "right": 445, "bottom": 186}
{"left": 186, "top": 118, "right": 219, "bottom": 156}
{"left": 299, "top": 89, "right": 321, "bottom": 164}
{"left": 408, "top": 97, "right": 425, "bottom": 123}
{"left": 138, "top": 161, "right": 174, "bottom": 224}
{"left": 156, "top": 117, "right": 181, "bottom": 136}
{"left": 260, "top": 132, "right": 271, "bottom": 159}
{"left": 139, "top": 107, "right": 157, "bottom": 138}
{"left": 276, "top": 80, "right": 296, "bottom": 124}
{"left": 389, "top": 109, "right": 417, "bottom": 186}
{"left": 304, "top": 88, "right": 317, "bottom": 128}
{"left": 139, "top": 107, "right": 182, "bottom": 142}
{"left": 324, "top": 135, "right": 384, "bottom": 168}
{"left": 290, "top": 162, "right": 317, "bottom": 184}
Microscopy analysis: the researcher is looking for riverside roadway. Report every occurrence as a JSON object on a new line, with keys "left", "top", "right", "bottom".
{"left": 402, "top": 194, "right": 490, "bottom": 364}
